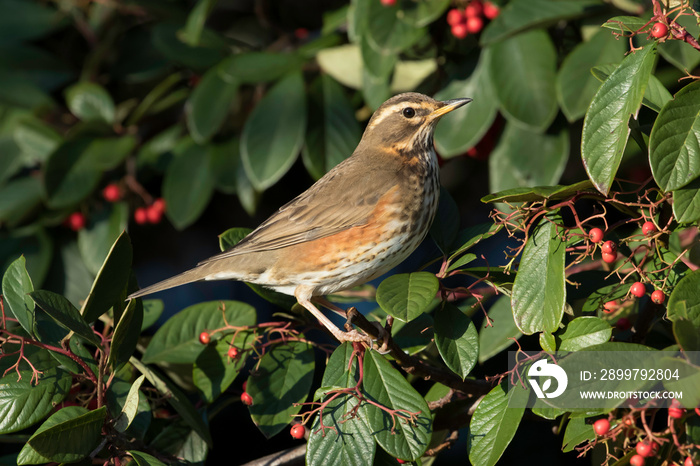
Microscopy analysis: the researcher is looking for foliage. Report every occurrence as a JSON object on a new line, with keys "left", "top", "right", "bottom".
{"left": 1, "top": 0, "right": 700, "bottom": 465}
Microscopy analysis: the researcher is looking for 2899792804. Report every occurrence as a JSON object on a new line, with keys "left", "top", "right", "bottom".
{"left": 597, "top": 368, "right": 679, "bottom": 381}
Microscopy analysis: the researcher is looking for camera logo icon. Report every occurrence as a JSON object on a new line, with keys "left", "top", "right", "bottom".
{"left": 527, "top": 359, "right": 568, "bottom": 399}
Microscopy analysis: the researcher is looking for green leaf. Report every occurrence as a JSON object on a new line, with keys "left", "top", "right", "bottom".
{"left": 130, "top": 357, "right": 213, "bottom": 447}
{"left": 0, "top": 177, "right": 43, "bottom": 226}
{"left": 0, "top": 0, "right": 65, "bottom": 44}
{"left": 218, "top": 52, "right": 304, "bottom": 84}
{"left": 556, "top": 316, "right": 612, "bottom": 351}
{"left": 539, "top": 331, "right": 556, "bottom": 352}
{"left": 562, "top": 417, "right": 595, "bottom": 453}
{"left": 360, "top": 350, "right": 432, "bottom": 460}
{"left": 151, "top": 22, "right": 226, "bottom": 70}
{"left": 429, "top": 187, "right": 460, "bottom": 254}
{"left": 0, "top": 345, "right": 72, "bottom": 434}
{"left": 316, "top": 45, "right": 363, "bottom": 90}
{"left": 601, "top": 15, "right": 649, "bottom": 34}
{"left": 0, "top": 229, "right": 52, "bottom": 289}
{"left": 480, "top": 0, "right": 603, "bottom": 45}
{"left": 658, "top": 14, "right": 700, "bottom": 71}
{"left": 78, "top": 202, "right": 128, "bottom": 275}
{"left": 556, "top": 29, "right": 627, "bottom": 122}
{"left": 109, "top": 298, "right": 143, "bottom": 367}
{"left": 673, "top": 318, "right": 700, "bottom": 352}
{"left": 193, "top": 337, "right": 249, "bottom": 403}
{"left": 661, "top": 358, "right": 700, "bottom": 407}
{"left": 64, "top": 82, "right": 115, "bottom": 123}
{"left": 1, "top": 256, "right": 35, "bottom": 336}
{"left": 24, "top": 407, "right": 106, "bottom": 464}
{"left": 142, "top": 300, "right": 256, "bottom": 364}
{"left": 80, "top": 231, "right": 132, "bottom": 323}
{"left": 489, "top": 123, "right": 568, "bottom": 196}
{"left": 434, "top": 50, "right": 497, "bottom": 157}
{"left": 186, "top": 62, "right": 238, "bottom": 144}
{"left": 302, "top": 74, "right": 361, "bottom": 179}
{"left": 248, "top": 340, "right": 315, "bottom": 438}
{"left": 12, "top": 117, "right": 62, "bottom": 164}
{"left": 376, "top": 272, "right": 439, "bottom": 323}
{"left": 468, "top": 382, "right": 527, "bottom": 466}
{"left": 29, "top": 290, "right": 99, "bottom": 345}
{"left": 511, "top": 214, "right": 566, "bottom": 334}
{"left": 114, "top": 375, "right": 146, "bottom": 433}
{"left": 163, "top": 139, "right": 214, "bottom": 229}
{"left": 358, "top": 0, "right": 426, "bottom": 55}
{"left": 178, "top": 0, "right": 217, "bottom": 46}
{"left": 673, "top": 177, "right": 700, "bottom": 224}
{"left": 590, "top": 63, "right": 671, "bottom": 114}
{"left": 667, "top": 269, "right": 700, "bottom": 327}
{"left": 0, "top": 73, "right": 54, "bottom": 110}
{"left": 240, "top": 72, "right": 306, "bottom": 190}
{"left": 649, "top": 80, "right": 700, "bottom": 192}
{"left": 128, "top": 451, "right": 167, "bottom": 466}
{"left": 141, "top": 299, "right": 164, "bottom": 331}
{"left": 581, "top": 44, "right": 657, "bottom": 195}
{"left": 489, "top": 29, "right": 558, "bottom": 131}
{"left": 478, "top": 295, "right": 522, "bottom": 363}
{"left": 106, "top": 377, "right": 151, "bottom": 440}
{"left": 434, "top": 303, "right": 478, "bottom": 379}
{"left": 17, "top": 406, "right": 88, "bottom": 465}
{"left": 481, "top": 180, "right": 595, "bottom": 204}
{"left": 209, "top": 137, "right": 240, "bottom": 193}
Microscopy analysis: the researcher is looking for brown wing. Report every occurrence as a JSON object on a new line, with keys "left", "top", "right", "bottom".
{"left": 198, "top": 155, "right": 396, "bottom": 265}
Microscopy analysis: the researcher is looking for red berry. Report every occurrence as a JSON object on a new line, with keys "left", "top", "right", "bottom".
{"left": 67, "top": 212, "right": 86, "bottom": 232}
{"left": 447, "top": 8, "right": 464, "bottom": 26}
{"left": 152, "top": 198, "right": 167, "bottom": 213}
{"left": 134, "top": 207, "right": 148, "bottom": 225}
{"left": 651, "top": 290, "right": 665, "bottom": 304}
{"left": 603, "top": 300, "right": 617, "bottom": 314}
{"left": 465, "top": 15, "right": 484, "bottom": 34}
{"left": 630, "top": 282, "right": 646, "bottom": 298}
{"left": 589, "top": 228, "right": 604, "bottom": 243}
{"left": 636, "top": 441, "right": 658, "bottom": 458}
{"left": 695, "top": 407, "right": 700, "bottom": 416}
{"left": 146, "top": 205, "right": 163, "bottom": 224}
{"left": 451, "top": 23, "right": 468, "bottom": 39}
{"left": 228, "top": 347, "right": 239, "bottom": 359}
{"left": 102, "top": 183, "right": 121, "bottom": 202}
{"left": 685, "top": 456, "right": 695, "bottom": 466}
{"left": 396, "top": 460, "right": 407, "bottom": 464}
{"left": 642, "top": 221, "right": 657, "bottom": 236}
{"left": 290, "top": 424, "right": 305, "bottom": 439}
{"left": 651, "top": 22, "right": 668, "bottom": 38}
{"left": 199, "top": 332, "right": 211, "bottom": 345}
{"left": 294, "top": 28, "right": 309, "bottom": 39}
{"left": 616, "top": 317, "right": 631, "bottom": 331}
{"left": 592, "top": 418, "right": 610, "bottom": 436}
{"left": 465, "top": 1, "right": 483, "bottom": 17}
{"left": 669, "top": 407, "right": 684, "bottom": 419}
{"left": 630, "top": 454, "right": 646, "bottom": 466}
{"left": 602, "top": 240, "right": 617, "bottom": 254}
{"left": 483, "top": 1, "right": 500, "bottom": 19}
{"left": 241, "top": 392, "right": 253, "bottom": 406}
{"left": 602, "top": 252, "right": 617, "bottom": 264}
{"left": 380, "top": 0, "right": 396, "bottom": 6}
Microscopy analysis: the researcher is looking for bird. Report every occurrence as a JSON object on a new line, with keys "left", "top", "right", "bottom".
{"left": 128, "top": 92, "right": 471, "bottom": 344}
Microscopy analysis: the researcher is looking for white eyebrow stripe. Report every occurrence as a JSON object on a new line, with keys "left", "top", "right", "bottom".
{"left": 367, "top": 102, "right": 432, "bottom": 130}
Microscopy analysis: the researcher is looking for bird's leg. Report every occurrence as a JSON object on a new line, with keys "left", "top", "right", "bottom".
{"left": 314, "top": 296, "right": 389, "bottom": 351}
{"left": 294, "top": 287, "right": 371, "bottom": 344}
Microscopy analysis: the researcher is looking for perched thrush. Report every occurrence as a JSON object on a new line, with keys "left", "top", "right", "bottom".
{"left": 128, "top": 92, "right": 471, "bottom": 344}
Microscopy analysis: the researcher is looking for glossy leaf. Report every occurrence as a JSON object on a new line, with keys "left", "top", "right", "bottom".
{"left": 556, "top": 317, "right": 612, "bottom": 351}
{"left": 556, "top": 29, "right": 626, "bottom": 122}
{"left": 193, "top": 337, "right": 249, "bottom": 403}
{"left": 360, "top": 350, "right": 432, "bottom": 460}
{"left": 25, "top": 407, "right": 106, "bottom": 464}
{"left": 316, "top": 45, "right": 363, "bottom": 90}
{"left": 489, "top": 123, "right": 569, "bottom": 195}
{"left": 480, "top": 0, "right": 603, "bottom": 45}
{"left": 178, "top": 0, "right": 216, "bottom": 46}
{"left": 12, "top": 117, "right": 62, "bottom": 164}
{"left": 113, "top": 375, "right": 146, "bottom": 433}
{"left": 163, "top": 139, "right": 214, "bottom": 229}
{"left": 590, "top": 63, "right": 671, "bottom": 114}
{"left": 1, "top": 256, "right": 36, "bottom": 336}
{"left": 649, "top": 80, "right": 700, "bottom": 192}
{"left": 0, "top": 229, "right": 52, "bottom": 289}
{"left": 241, "top": 72, "right": 306, "bottom": 190}
{"left": 0, "top": 0, "right": 64, "bottom": 44}
{"left": 562, "top": 417, "right": 595, "bottom": 453}
{"left": 581, "top": 44, "right": 656, "bottom": 195}
{"left": 672, "top": 177, "right": 700, "bottom": 224}
{"left": 658, "top": 14, "right": 700, "bottom": 71}
{"left": 151, "top": 22, "right": 225, "bottom": 70}
{"left": 434, "top": 303, "right": 478, "bottom": 379}
{"left": 359, "top": 0, "right": 426, "bottom": 54}
{"left": 218, "top": 52, "right": 303, "bottom": 84}
{"left": 479, "top": 295, "right": 522, "bottom": 363}
{"left": 248, "top": 340, "right": 315, "bottom": 438}
{"left": 434, "top": 49, "right": 497, "bottom": 157}
{"left": 667, "top": 269, "right": 700, "bottom": 327}
{"left": 0, "top": 176, "right": 43, "bottom": 227}
{"left": 80, "top": 230, "right": 132, "bottom": 323}
{"left": 29, "top": 290, "right": 99, "bottom": 345}
{"left": 511, "top": 214, "right": 566, "bottom": 334}
{"left": 64, "top": 82, "right": 115, "bottom": 123}
{"left": 376, "top": 272, "right": 440, "bottom": 323}
{"left": 129, "top": 451, "right": 167, "bottom": 466}
{"left": 78, "top": 202, "right": 128, "bottom": 275}
{"left": 481, "top": 180, "right": 595, "bottom": 204}
{"left": 489, "top": 29, "right": 558, "bottom": 131}
{"left": 468, "top": 382, "right": 527, "bottom": 466}
{"left": 109, "top": 298, "right": 143, "bottom": 367}
{"left": 142, "top": 300, "right": 256, "bottom": 364}
{"left": 673, "top": 318, "right": 700, "bottom": 352}
{"left": 186, "top": 62, "right": 238, "bottom": 143}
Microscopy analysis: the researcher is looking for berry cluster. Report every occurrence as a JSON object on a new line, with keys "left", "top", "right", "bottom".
{"left": 447, "top": 1, "right": 499, "bottom": 39}
{"left": 134, "top": 198, "right": 166, "bottom": 225}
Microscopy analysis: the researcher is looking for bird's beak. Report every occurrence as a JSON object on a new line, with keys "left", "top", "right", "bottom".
{"left": 431, "top": 97, "right": 473, "bottom": 118}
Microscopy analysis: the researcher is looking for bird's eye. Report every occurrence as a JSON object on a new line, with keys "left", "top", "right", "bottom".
{"left": 402, "top": 107, "right": 416, "bottom": 118}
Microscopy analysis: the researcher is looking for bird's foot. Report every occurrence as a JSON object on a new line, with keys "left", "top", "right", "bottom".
{"left": 331, "top": 327, "right": 373, "bottom": 346}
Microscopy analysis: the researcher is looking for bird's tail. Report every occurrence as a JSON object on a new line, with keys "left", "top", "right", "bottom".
{"left": 128, "top": 268, "right": 209, "bottom": 300}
